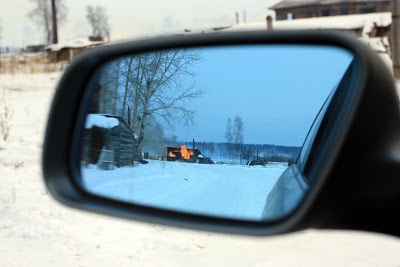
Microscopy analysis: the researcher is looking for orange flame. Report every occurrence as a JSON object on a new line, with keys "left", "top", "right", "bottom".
{"left": 180, "top": 145, "right": 193, "bottom": 160}
{"left": 168, "top": 151, "right": 177, "bottom": 157}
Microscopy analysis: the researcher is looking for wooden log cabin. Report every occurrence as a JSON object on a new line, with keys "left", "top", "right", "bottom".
{"left": 82, "top": 114, "right": 139, "bottom": 169}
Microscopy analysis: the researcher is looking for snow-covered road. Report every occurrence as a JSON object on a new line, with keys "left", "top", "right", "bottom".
{"left": 82, "top": 161, "right": 287, "bottom": 220}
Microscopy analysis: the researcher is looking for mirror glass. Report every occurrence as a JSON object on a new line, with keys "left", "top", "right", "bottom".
{"left": 79, "top": 45, "right": 355, "bottom": 221}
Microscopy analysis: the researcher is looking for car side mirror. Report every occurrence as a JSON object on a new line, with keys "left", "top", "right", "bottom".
{"left": 42, "top": 31, "right": 400, "bottom": 237}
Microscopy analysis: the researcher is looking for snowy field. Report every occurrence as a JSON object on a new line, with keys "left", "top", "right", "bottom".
{"left": 0, "top": 72, "right": 399, "bottom": 266}
{"left": 82, "top": 161, "right": 287, "bottom": 221}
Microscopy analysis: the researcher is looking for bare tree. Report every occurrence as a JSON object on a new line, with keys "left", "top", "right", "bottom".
{"left": 225, "top": 117, "right": 233, "bottom": 161}
{"left": 242, "top": 147, "right": 252, "bottom": 163}
{"left": 27, "top": 0, "right": 68, "bottom": 44}
{"left": 98, "top": 48, "right": 203, "bottom": 151}
{"left": 225, "top": 115, "right": 244, "bottom": 163}
{"left": 233, "top": 115, "right": 244, "bottom": 163}
{"left": 0, "top": 90, "right": 14, "bottom": 141}
{"left": 86, "top": 5, "right": 110, "bottom": 41}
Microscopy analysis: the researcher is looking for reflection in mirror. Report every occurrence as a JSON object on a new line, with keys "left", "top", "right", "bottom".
{"left": 79, "top": 45, "right": 355, "bottom": 222}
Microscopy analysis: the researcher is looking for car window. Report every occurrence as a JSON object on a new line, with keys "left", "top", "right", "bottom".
{"left": 297, "top": 87, "right": 336, "bottom": 173}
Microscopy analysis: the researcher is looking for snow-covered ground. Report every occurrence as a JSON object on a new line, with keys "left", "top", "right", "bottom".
{"left": 82, "top": 161, "right": 287, "bottom": 221}
{"left": 0, "top": 72, "right": 399, "bottom": 266}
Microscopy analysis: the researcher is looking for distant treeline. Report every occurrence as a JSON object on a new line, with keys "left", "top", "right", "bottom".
{"left": 182, "top": 141, "right": 301, "bottom": 164}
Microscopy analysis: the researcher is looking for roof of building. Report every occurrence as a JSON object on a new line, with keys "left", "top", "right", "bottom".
{"left": 214, "top": 12, "right": 391, "bottom": 63}
{"left": 222, "top": 12, "right": 390, "bottom": 33}
{"left": 270, "top": 0, "right": 389, "bottom": 10}
{"left": 45, "top": 36, "right": 106, "bottom": 52}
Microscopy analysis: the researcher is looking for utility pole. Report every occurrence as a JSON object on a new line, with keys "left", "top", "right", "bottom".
{"left": 392, "top": 0, "right": 400, "bottom": 78}
{"left": 51, "top": 0, "right": 58, "bottom": 44}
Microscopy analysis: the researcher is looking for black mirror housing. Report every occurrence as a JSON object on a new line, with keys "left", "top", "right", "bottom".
{"left": 42, "top": 30, "right": 400, "bottom": 236}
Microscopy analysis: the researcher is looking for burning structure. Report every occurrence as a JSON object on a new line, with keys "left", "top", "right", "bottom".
{"left": 167, "top": 145, "right": 199, "bottom": 161}
{"left": 166, "top": 145, "right": 213, "bottom": 164}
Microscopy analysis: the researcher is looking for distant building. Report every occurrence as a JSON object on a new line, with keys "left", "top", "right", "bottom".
{"left": 218, "top": 12, "right": 391, "bottom": 38}
{"left": 26, "top": 44, "right": 46, "bottom": 53}
{"left": 44, "top": 36, "right": 106, "bottom": 62}
{"left": 213, "top": 12, "right": 392, "bottom": 67}
{"left": 166, "top": 145, "right": 213, "bottom": 164}
{"left": 270, "top": 0, "right": 390, "bottom": 21}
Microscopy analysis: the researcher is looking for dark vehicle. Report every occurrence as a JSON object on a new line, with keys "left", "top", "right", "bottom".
{"left": 43, "top": 30, "right": 400, "bottom": 237}
{"left": 247, "top": 159, "right": 267, "bottom": 166}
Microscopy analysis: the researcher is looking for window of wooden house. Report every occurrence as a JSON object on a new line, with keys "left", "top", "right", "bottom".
{"left": 359, "top": 7, "right": 376, "bottom": 13}
{"left": 305, "top": 10, "right": 313, "bottom": 18}
{"left": 282, "top": 12, "right": 295, "bottom": 20}
{"left": 321, "top": 9, "right": 331, "bottom": 16}
{"left": 340, "top": 8, "right": 349, "bottom": 15}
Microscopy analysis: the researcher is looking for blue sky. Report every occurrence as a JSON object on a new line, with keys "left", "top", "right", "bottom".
{"left": 170, "top": 45, "right": 355, "bottom": 146}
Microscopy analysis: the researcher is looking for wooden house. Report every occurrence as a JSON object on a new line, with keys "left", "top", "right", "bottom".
{"left": 270, "top": 0, "right": 390, "bottom": 21}
{"left": 166, "top": 145, "right": 201, "bottom": 162}
{"left": 45, "top": 36, "right": 105, "bottom": 62}
{"left": 26, "top": 44, "right": 46, "bottom": 53}
{"left": 82, "top": 114, "right": 138, "bottom": 169}
{"left": 166, "top": 145, "right": 213, "bottom": 164}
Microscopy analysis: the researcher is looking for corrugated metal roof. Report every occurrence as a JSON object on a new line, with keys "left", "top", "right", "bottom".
{"left": 270, "top": 0, "right": 389, "bottom": 10}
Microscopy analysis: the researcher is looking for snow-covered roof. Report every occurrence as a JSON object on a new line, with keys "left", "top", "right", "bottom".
{"left": 205, "top": 13, "right": 391, "bottom": 55}
{"left": 270, "top": 0, "right": 389, "bottom": 9}
{"left": 45, "top": 37, "right": 106, "bottom": 52}
{"left": 222, "top": 12, "right": 390, "bottom": 32}
{"left": 363, "top": 36, "right": 390, "bottom": 53}
{"left": 85, "top": 114, "right": 120, "bottom": 129}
